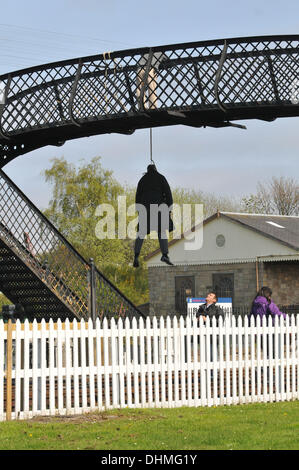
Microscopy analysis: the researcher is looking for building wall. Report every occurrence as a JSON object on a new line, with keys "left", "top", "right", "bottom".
{"left": 148, "top": 262, "right": 258, "bottom": 317}
{"left": 262, "top": 261, "right": 299, "bottom": 306}
{"left": 148, "top": 260, "right": 299, "bottom": 317}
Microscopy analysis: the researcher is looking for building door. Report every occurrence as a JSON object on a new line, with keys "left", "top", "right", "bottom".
{"left": 212, "top": 273, "right": 234, "bottom": 303}
{"left": 175, "top": 276, "right": 195, "bottom": 314}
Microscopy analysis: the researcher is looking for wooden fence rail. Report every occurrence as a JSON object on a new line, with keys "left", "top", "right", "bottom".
{"left": 1, "top": 315, "right": 299, "bottom": 421}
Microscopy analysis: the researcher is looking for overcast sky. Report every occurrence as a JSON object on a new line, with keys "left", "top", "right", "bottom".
{"left": 1, "top": 0, "right": 299, "bottom": 210}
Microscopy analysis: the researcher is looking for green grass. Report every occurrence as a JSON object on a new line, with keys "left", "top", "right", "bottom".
{"left": 0, "top": 401, "right": 299, "bottom": 450}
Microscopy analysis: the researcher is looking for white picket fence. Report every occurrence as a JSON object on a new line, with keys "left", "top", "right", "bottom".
{"left": 0, "top": 315, "right": 299, "bottom": 421}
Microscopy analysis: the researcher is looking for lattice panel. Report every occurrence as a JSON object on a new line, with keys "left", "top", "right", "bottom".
{"left": 0, "top": 170, "right": 141, "bottom": 321}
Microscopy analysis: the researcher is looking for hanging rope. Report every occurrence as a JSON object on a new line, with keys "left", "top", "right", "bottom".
{"left": 149, "top": 127, "right": 155, "bottom": 164}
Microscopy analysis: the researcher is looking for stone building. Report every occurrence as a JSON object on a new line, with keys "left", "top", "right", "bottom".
{"left": 145, "top": 212, "right": 299, "bottom": 317}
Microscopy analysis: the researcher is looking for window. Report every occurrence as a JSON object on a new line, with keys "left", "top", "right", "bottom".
{"left": 212, "top": 273, "right": 234, "bottom": 302}
{"left": 216, "top": 234, "right": 225, "bottom": 247}
{"left": 175, "top": 276, "right": 195, "bottom": 313}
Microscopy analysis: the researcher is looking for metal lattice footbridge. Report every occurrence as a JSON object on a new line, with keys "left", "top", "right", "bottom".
{"left": 0, "top": 35, "right": 299, "bottom": 320}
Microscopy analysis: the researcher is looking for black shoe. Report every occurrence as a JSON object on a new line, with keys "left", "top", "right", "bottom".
{"left": 133, "top": 256, "right": 139, "bottom": 268}
{"left": 160, "top": 254, "right": 174, "bottom": 266}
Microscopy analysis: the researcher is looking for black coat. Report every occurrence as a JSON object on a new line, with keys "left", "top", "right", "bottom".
{"left": 136, "top": 167, "right": 173, "bottom": 236}
{"left": 196, "top": 303, "right": 224, "bottom": 321}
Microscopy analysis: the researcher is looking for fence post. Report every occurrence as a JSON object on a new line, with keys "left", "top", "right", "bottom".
{"left": 89, "top": 258, "right": 97, "bottom": 325}
{"left": 6, "top": 319, "right": 13, "bottom": 421}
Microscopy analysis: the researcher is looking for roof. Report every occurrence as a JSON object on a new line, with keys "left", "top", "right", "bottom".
{"left": 145, "top": 211, "right": 299, "bottom": 260}
{"left": 221, "top": 212, "right": 299, "bottom": 251}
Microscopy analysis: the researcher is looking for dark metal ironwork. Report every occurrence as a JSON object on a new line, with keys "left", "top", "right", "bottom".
{"left": 214, "top": 40, "right": 228, "bottom": 113}
{"left": 0, "top": 170, "right": 143, "bottom": 321}
{"left": 89, "top": 257, "right": 97, "bottom": 325}
{"left": 0, "top": 74, "right": 12, "bottom": 141}
{"left": 1, "top": 35, "right": 299, "bottom": 166}
{"left": 69, "top": 58, "right": 83, "bottom": 127}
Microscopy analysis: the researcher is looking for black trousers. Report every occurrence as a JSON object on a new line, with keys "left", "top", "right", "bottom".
{"left": 134, "top": 231, "right": 168, "bottom": 256}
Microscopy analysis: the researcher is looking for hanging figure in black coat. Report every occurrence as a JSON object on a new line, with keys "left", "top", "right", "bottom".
{"left": 133, "top": 164, "right": 174, "bottom": 267}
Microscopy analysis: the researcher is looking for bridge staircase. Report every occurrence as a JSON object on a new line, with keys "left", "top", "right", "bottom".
{"left": 0, "top": 169, "right": 142, "bottom": 322}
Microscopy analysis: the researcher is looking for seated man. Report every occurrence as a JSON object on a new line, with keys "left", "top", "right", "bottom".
{"left": 196, "top": 291, "right": 224, "bottom": 379}
{"left": 196, "top": 292, "right": 224, "bottom": 323}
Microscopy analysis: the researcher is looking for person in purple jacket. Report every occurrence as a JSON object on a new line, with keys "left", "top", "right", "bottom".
{"left": 250, "top": 286, "right": 286, "bottom": 389}
{"left": 251, "top": 286, "right": 286, "bottom": 323}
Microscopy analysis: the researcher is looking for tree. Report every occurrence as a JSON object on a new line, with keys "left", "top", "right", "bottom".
{"left": 0, "top": 293, "right": 11, "bottom": 312}
{"left": 242, "top": 176, "right": 299, "bottom": 215}
{"left": 44, "top": 156, "right": 127, "bottom": 266}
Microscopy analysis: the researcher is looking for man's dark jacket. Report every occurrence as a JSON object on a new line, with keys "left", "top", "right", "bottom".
{"left": 196, "top": 303, "right": 224, "bottom": 321}
{"left": 136, "top": 166, "right": 173, "bottom": 235}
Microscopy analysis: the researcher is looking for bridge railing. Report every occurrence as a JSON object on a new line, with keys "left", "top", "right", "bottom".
{"left": 0, "top": 169, "right": 142, "bottom": 321}
{"left": 1, "top": 35, "right": 299, "bottom": 138}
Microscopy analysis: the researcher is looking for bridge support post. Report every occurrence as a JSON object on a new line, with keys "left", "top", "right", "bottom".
{"left": 89, "top": 258, "right": 97, "bottom": 326}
